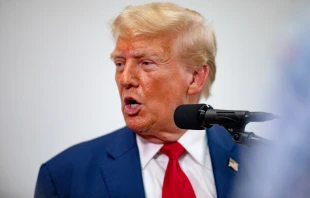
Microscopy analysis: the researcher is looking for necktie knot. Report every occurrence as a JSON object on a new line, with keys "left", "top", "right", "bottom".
{"left": 160, "top": 142, "right": 185, "bottom": 160}
{"left": 160, "top": 141, "right": 196, "bottom": 198}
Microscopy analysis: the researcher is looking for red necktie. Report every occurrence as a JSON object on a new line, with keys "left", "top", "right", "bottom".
{"left": 160, "top": 142, "right": 196, "bottom": 198}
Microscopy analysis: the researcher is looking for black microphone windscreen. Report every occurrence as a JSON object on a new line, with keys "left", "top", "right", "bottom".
{"left": 174, "top": 104, "right": 205, "bottom": 130}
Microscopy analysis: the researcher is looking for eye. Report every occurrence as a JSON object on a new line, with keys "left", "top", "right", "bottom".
{"left": 142, "top": 61, "right": 151, "bottom": 65}
{"left": 114, "top": 61, "right": 124, "bottom": 67}
{"left": 141, "top": 60, "right": 154, "bottom": 66}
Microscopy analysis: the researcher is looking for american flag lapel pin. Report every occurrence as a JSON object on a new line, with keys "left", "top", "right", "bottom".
{"left": 228, "top": 158, "right": 239, "bottom": 172}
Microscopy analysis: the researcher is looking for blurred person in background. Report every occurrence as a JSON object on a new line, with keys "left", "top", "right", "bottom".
{"left": 34, "top": 2, "right": 253, "bottom": 198}
{"left": 233, "top": 6, "right": 310, "bottom": 198}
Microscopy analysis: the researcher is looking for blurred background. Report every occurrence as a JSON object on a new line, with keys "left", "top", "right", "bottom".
{"left": 234, "top": 5, "right": 310, "bottom": 198}
{"left": 0, "top": 0, "right": 308, "bottom": 197}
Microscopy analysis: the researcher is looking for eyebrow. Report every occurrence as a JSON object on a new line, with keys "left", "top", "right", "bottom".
{"left": 110, "top": 50, "right": 159, "bottom": 60}
{"left": 110, "top": 51, "right": 123, "bottom": 60}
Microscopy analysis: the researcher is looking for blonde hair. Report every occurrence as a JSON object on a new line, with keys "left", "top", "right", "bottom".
{"left": 111, "top": 2, "right": 217, "bottom": 98}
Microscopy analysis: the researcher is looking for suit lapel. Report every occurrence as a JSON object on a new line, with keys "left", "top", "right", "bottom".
{"left": 207, "top": 126, "right": 240, "bottom": 198}
{"left": 100, "top": 127, "right": 145, "bottom": 198}
{"left": 100, "top": 125, "right": 241, "bottom": 198}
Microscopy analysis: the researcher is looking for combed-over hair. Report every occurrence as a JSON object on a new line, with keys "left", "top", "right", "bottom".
{"left": 111, "top": 2, "right": 217, "bottom": 98}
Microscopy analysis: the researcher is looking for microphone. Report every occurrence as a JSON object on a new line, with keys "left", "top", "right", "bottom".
{"left": 174, "top": 104, "right": 277, "bottom": 130}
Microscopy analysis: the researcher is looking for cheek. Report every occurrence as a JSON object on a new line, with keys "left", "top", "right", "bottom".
{"left": 143, "top": 70, "right": 189, "bottom": 103}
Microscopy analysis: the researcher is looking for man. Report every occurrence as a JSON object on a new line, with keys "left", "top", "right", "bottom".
{"left": 35, "top": 2, "right": 247, "bottom": 198}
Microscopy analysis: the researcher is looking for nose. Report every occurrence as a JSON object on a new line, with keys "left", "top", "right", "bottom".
{"left": 119, "top": 60, "right": 139, "bottom": 89}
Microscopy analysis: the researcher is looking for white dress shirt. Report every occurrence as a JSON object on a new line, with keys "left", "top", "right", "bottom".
{"left": 136, "top": 130, "right": 217, "bottom": 198}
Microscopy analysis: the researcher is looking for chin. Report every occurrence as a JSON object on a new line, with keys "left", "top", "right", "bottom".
{"left": 124, "top": 117, "right": 150, "bottom": 134}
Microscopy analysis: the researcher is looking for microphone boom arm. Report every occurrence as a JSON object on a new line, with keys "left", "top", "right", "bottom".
{"left": 198, "top": 104, "right": 272, "bottom": 146}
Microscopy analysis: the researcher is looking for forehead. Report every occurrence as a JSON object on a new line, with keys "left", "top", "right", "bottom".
{"left": 111, "top": 36, "right": 173, "bottom": 59}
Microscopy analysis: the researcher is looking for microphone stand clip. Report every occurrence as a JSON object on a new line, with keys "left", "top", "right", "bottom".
{"left": 198, "top": 104, "right": 271, "bottom": 146}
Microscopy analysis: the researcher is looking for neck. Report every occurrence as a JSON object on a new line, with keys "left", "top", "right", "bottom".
{"left": 139, "top": 129, "right": 187, "bottom": 144}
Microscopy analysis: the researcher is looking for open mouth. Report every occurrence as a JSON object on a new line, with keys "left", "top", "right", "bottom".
{"left": 126, "top": 98, "right": 140, "bottom": 108}
{"left": 124, "top": 97, "right": 142, "bottom": 115}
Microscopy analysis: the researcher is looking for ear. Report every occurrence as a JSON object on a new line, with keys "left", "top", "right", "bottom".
{"left": 187, "top": 65, "right": 209, "bottom": 95}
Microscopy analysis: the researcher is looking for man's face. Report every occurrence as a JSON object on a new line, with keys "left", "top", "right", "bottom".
{"left": 112, "top": 36, "right": 192, "bottom": 143}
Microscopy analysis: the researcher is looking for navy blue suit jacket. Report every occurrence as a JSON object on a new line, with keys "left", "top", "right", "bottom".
{"left": 35, "top": 125, "right": 248, "bottom": 198}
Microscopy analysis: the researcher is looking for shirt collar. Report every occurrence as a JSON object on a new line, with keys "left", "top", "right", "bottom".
{"left": 178, "top": 129, "right": 207, "bottom": 166}
{"left": 136, "top": 135, "right": 163, "bottom": 169}
{"left": 136, "top": 129, "right": 207, "bottom": 168}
